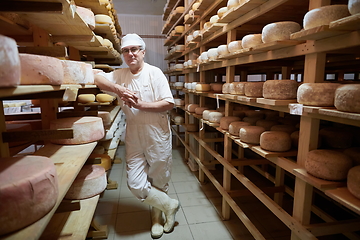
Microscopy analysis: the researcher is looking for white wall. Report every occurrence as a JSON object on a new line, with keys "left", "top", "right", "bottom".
{"left": 116, "top": 14, "right": 168, "bottom": 71}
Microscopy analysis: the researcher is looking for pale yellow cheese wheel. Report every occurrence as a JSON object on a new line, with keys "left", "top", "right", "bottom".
{"left": 0, "top": 35, "right": 20, "bottom": 87}
{"left": 240, "top": 126, "right": 266, "bottom": 144}
{"left": 228, "top": 121, "right": 251, "bottom": 136}
{"left": 95, "top": 14, "right": 112, "bottom": 24}
{"left": 263, "top": 80, "right": 298, "bottom": 100}
{"left": 217, "top": 7, "right": 228, "bottom": 18}
{"left": 210, "top": 15, "right": 219, "bottom": 23}
{"left": 220, "top": 116, "right": 241, "bottom": 130}
{"left": 305, "top": 149, "right": 353, "bottom": 181}
{"left": 261, "top": 21, "right": 301, "bottom": 43}
{"left": 303, "top": 5, "right": 350, "bottom": 30}
{"left": 217, "top": 45, "right": 229, "bottom": 56}
{"left": 103, "top": 38, "right": 113, "bottom": 48}
{"left": 260, "top": 131, "right": 292, "bottom": 152}
{"left": 244, "top": 82, "right": 264, "bottom": 97}
{"left": 96, "top": 93, "right": 115, "bottom": 103}
{"left": 78, "top": 94, "right": 96, "bottom": 103}
{"left": 222, "top": 83, "right": 231, "bottom": 94}
{"left": 195, "top": 83, "right": 211, "bottom": 92}
{"left": 203, "top": 110, "right": 218, "bottom": 120}
{"left": 297, "top": 83, "right": 341, "bottom": 106}
{"left": 347, "top": 166, "right": 360, "bottom": 199}
{"left": 334, "top": 84, "right": 360, "bottom": 113}
{"left": 242, "top": 34, "right": 263, "bottom": 48}
{"left": 227, "top": 0, "right": 240, "bottom": 9}
{"left": 349, "top": 0, "right": 360, "bottom": 14}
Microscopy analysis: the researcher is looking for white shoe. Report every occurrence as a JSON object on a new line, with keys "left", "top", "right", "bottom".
{"left": 151, "top": 207, "right": 164, "bottom": 238}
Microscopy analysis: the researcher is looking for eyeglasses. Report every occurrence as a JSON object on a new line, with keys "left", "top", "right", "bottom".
{"left": 121, "top": 47, "right": 142, "bottom": 55}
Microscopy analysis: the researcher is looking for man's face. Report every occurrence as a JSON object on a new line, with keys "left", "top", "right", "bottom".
{"left": 121, "top": 45, "right": 145, "bottom": 67}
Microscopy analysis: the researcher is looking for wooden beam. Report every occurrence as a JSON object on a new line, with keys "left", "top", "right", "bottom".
{"left": 2, "top": 129, "right": 73, "bottom": 142}
{"left": 306, "top": 219, "right": 360, "bottom": 237}
{"left": 18, "top": 46, "right": 67, "bottom": 57}
{"left": 0, "top": 1, "right": 63, "bottom": 13}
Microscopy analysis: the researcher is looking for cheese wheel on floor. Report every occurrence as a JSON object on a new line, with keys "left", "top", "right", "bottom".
{"left": 240, "top": 126, "right": 266, "bottom": 144}
{"left": 19, "top": 53, "right": 63, "bottom": 85}
{"left": 65, "top": 165, "right": 107, "bottom": 200}
{"left": 260, "top": 131, "right": 292, "bottom": 152}
{"left": 76, "top": 6, "right": 95, "bottom": 30}
{"left": 334, "top": 84, "right": 360, "bottom": 113}
{"left": 0, "top": 156, "right": 58, "bottom": 235}
{"left": 242, "top": 34, "right": 263, "bottom": 48}
{"left": 303, "top": 5, "right": 350, "bottom": 30}
{"left": 245, "top": 82, "right": 264, "bottom": 97}
{"left": 209, "top": 111, "right": 224, "bottom": 123}
{"left": 349, "top": 0, "right": 360, "bottom": 14}
{"left": 77, "top": 94, "right": 96, "bottom": 103}
{"left": 305, "top": 149, "right": 353, "bottom": 181}
{"left": 261, "top": 21, "right": 301, "bottom": 43}
{"left": 319, "top": 127, "right": 353, "bottom": 149}
{"left": 263, "top": 80, "right": 298, "bottom": 100}
{"left": 62, "top": 60, "right": 94, "bottom": 84}
{"left": 230, "top": 82, "right": 246, "bottom": 95}
{"left": 228, "top": 121, "right": 251, "bottom": 136}
{"left": 50, "top": 117, "right": 105, "bottom": 145}
{"left": 220, "top": 116, "right": 241, "bottom": 130}
{"left": 344, "top": 147, "right": 360, "bottom": 166}
{"left": 347, "top": 166, "right": 360, "bottom": 199}
{"left": 270, "top": 124, "right": 297, "bottom": 135}
{"left": 96, "top": 93, "right": 115, "bottom": 103}
{"left": 0, "top": 35, "right": 21, "bottom": 87}
{"left": 297, "top": 83, "right": 341, "bottom": 106}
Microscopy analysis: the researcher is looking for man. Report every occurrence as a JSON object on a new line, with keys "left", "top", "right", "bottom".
{"left": 94, "top": 33, "right": 179, "bottom": 238}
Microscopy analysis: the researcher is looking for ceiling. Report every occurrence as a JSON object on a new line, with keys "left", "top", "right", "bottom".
{"left": 112, "top": 0, "right": 168, "bottom": 16}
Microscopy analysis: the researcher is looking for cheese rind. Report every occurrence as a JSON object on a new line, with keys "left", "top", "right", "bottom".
{"left": 228, "top": 121, "right": 251, "bottom": 136}
{"left": 62, "top": 60, "right": 94, "bottom": 84}
{"left": 0, "top": 156, "right": 58, "bottom": 235}
{"left": 297, "top": 83, "right": 341, "bottom": 106}
{"left": 261, "top": 21, "right": 301, "bottom": 43}
{"left": 334, "top": 84, "right": 360, "bottom": 113}
{"left": 230, "top": 82, "right": 246, "bottom": 95}
{"left": 76, "top": 6, "right": 95, "bottom": 30}
{"left": 196, "top": 83, "right": 211, "bottom": 92}
{"left": 303, "top": 5, "right": 350, "bottom": 30}
{"left": 260, "top": 131, "right": 292, "bottom": 152}
{"left": 319, "top": 127, "right": 353, "bottom": 149}
{"left": 347, "top": 166, "right": 360, "bottom": 199}
{"left": 209, "top": 111, "right": 224, "bottom": 123}
{"left": 242, "top": 34, "right": 263, "bottom": 48}
{"left": 305, "top": 149, "right": 353, "bottom": 181}
{"left": 228, "top": 40, "right": 242, "bottom": 53}
{"left": 0, "top": 35, "right": 21, "bottom": 87}
{"left": 240, "top": 126, "right": 266, "bottom": 144}
{"left": 263, "top": 80, "right": 298, "bottom": 100}
{"left": 222, "top": 83, "right": 231, "bottom": 94}
{"left": 244, "top": 82, "right": 264, "bottom": 97}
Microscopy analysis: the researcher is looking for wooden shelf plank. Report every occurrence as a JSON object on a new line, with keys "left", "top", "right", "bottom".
{"left": 256, "top": 98, "right": 297, "bottom": 106}
{"left": 329, "top": 13, "right": 360, "bottom": 31}
{"left": 290, "top": 25, "right": 346, "bottom": 41}
{"left": 237, "top": 95, "right": 257, "bottom": 103}
{"left": 251, "top": 145, "right": 298, "bottom": 158}
{"left": 325, "top": 187, "right": 360, "bottom": 215}
{"left": 0, "top": 142, "right": 97, "bottom": 240}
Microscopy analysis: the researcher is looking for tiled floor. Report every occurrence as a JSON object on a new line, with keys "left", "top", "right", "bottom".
{"left": 93, "top": 141, "right": 290, "bottom": 240}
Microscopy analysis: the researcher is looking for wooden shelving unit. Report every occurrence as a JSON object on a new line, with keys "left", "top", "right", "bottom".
{"left": 164, "top": 0, "right": 360, "bottom": 239}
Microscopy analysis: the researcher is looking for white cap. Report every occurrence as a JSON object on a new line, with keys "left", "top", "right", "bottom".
{"left": 121, "top": 33, "right": 146, "bottom": 50}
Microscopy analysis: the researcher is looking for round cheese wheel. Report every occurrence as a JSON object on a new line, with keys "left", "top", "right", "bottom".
{"left": 344, "top": 147, "right": 360, "bottom": 166}
{"left": 260, "top": 131, "right": 292, "bottom": 152}
{"left": 175, "top": 25, "right": 185, "bottom": 33}
{"left": 50, "top": 117, "right": 105, "bottom": 145}
{"left": 227, "top": 0, "right": 240, "bottom": 9}
{"left": 242, "top": 34, "right": 263, "bottom": 48}
{"left": 0, "top": 156, "right": 58, "bottom": 235}
{"left": 192, "top": 2, "right": 200, "bottom": 11}
{"left": 305, "top": 149, "right": 353, "bottom": 181}
{"left": 195, "top": 83, "right": 211, "bottom": 92}
{"left": 188, "top": 104, "right": 199, "bottom": 113}
{"left": 217, "top": 45, "right": 229, "bottom": 56}
{"left": 209, "top": 111, "right": 224, "bottom": 123}
{"left": 290, "top": 130, "right": 299, "bottom": 148}
{"left": 19, "top": 53, "right": 63, "bottom": 85}
{"left": 222, "top": 83, "right": 231, "bottom": 94}
{"left": 65, "top": 165, "right": 107, "bottom": 200}
{"left": 319, "top": 127, "right": 353, "bottom": 149}
{"left": 207, "top": 48, "right": 219, "bottom": 60}
{"left": 334, "top": 84, "right": 360, "bottom": 113}
{"left": 244, "top": 82, "right": 264, "bottom": 97}
{"left": 261, "top": 21, "right": 301, "bottom": 43}
{"left": 95, "top": 35, "right": 104, "bottom": 45}
{"left": 77, "top": 94, "right": 95, "bottom": 103}
{"left": 203, "top": 110, "right": 218, "bottom": 120}
{"left": 204, "top": 22, "right": 212, "bottom": 30}
{"left": 98, "top": 111, "right": 111, "bottom": 128}
{"left": 95, "top": 14, "right": 112, "bottom": 24}
{"left": 76, "top": 6, "right": 95, "bottom": 30}
{"left": 217, "top": 7, "right": 228, "bottom": 18}
{"left": 200, "top": 51, "right": 209, "bottom": 62}
{"left": 263, "top": 80, "right": 298, "bottom": 100}
{"left": 193, "top": 30, "right": 200, "bottom": 38}
{"left": 230, "top": 82, "right": 246, "bottom": 95}
{"left": 228, "top": 40, "right": 242, "bottom": 52}
{"left": 347, "top": 166, "right": 360, "bottom": 199}
{"left": 256, "top": 119, "right": 278, "bottom": 131}
{"left": 62, "top": 60, "right": 94, "bottom": 84}
{"left": 220, "top": 116, "right": 241, "bottom": 130}
{"left": 0, "top": 35, "right": 20, "bottom": 87}
{"left": 228, "top": 121, "right": 251, "bottom": 136}
{"left": 175, "top": 64, "right": 183, "bottom": 70}
{"left": 175, "top": 45, "right": 185, "bottom": 51}
{"left": 303, "top": 5, "right": 350, "bottom": 30}
{"left": 233, "top": 110, "right": 245, "bottom": 118}
{"left": 96, "top": 93, "right": 115, "bottom": 103}
{"left": 210, "top": 15, "right": 219, "bottom": 23}
{"left": 173, "top": 115, "right": 184, "bottom": 124}
{"left": 103, "top": 38, "right": 113, "bottom": 48}
{"left": 270, "top": 124, "right": 297, "bottom": 135}
{"left": 185, "top": 124, "right": 198, "bottom": 132}
{"left": 195, "top": 107, "right": 209, "bottom": 115}
{"left": 211, "top": 83, "right": 223, "bottom": 93}
{"left": 240, "top": 126, "right": 266, "bottom": 144}
{"left": 297, "top": 83, "right": 341, "bottom": 106}
{"left": 175, "top": 6, "right": 185, "bottom": 13}
{"left": 349, "top": 0, "right": 360, "bottom": 14}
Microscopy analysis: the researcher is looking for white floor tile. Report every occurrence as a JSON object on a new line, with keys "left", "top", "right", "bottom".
{"left": 113, "top": 230, "right": 152, "bottom": 240}
{"left": 177, "top": 191, "right": 212, "bottom": 207}
{"left": 173, "top": 181, "right": 203, "bottom": 194}
{"left": 95, "top": 198, "right": 119, "bottom": 215}
{"left": 118, "top": 197, "right": 149, "bottom": 213}
{"left": 115, "top": 211, "right": 151, "bottom": 233}
{"left": 189, "top": 221, "right": 234, "bottom": 240}
{"left": 182, "top": 204, "right": 222, "bottom": 224}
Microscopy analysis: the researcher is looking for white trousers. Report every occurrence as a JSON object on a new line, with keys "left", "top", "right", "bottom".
{"left": 125, "top": 115, "right": 172, "bottom": 200}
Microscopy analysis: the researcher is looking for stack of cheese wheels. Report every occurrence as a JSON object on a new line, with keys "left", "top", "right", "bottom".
{"left": 6, "top": 123, "right": 32, "bottom": 147}
{"left": 303, "top": 5, "right": 350, "bottom": 30}
{"left": 187, "top": 103, "right": 199, "bottom": 113}
{"left": 50, "top": 116, "right": 105, "bottom": 145}
{"left": 305, "top": 149, "right": 353, "bottom": 181}
{"left": 263, "top": 80, "right": 298, "bottom": 100}
{"left": 297, "top": 83, "right": 341, "bottom": 106}
{"left": 62, "top": 60, "right": 94, "bottom": 84}
{"left": 185, "top": 124, "right": 198, "bottom": 132}
{"left": 0, "top": 35, "right": 20, "bottom": 87}
{"left": 96, "top": 93, "right": 115, "bottom": 103}
{"left": 240, "top": 126, "right": 266, "bottom": 144}
{"left": 256, "top": 119, "right": 278, "bottom": 131}
{"left": 261, "top": 21, "right": 301, "bottom": 43}
{"left": 319, "top": 127, "right": 353, "bottom": 149}
{"left": 211, "top": 83, "right": 223, "bottom": 93}
{"left": 19, "top": 53, "right": 64, "bottom": 85}
{"left": 244, "top": 82, "right": 264, "bottom": 97}
{"left": 98, "top": 111, "right": 112, "bottom": 129}
{"left": 344, "top": 147, "right": 360, "bottom": 166}
{"left": 0, "top": 156, "right": 58, "bottom": 235}
{"left": 77, "top": 94, "right": 96, "bottom": 104}
{"left": 88, "top": 153, "right": 112, "bottom": 171}
{"left": 228, "top": 40, "right": 242, "bottom": 53}
{"left": 222, "top": 83, "right": 231, "bottom": 94}
{"left": 217, "top": 45, "right": 229, "bottom": 56}
{"left": 195, "top": 106, "right": 209, "bottom": 115}
{"left": 229, "top": 121, "right": 251, "bottom": 136}
{"left": 76, "top": 6, "right": 95, "bottom": 30}
{"left": 195, "top": 83, "right": 211, "bottom": 92}
{"left": 95, "top": 14, "right": 112, "bottom": 24}
{"left": 270, "top": 124, "right": 297, "bottom": 135}
{"left": 334, "top": 84, "right": 360, "bottom": 113}
{"left": 349, "top": 0, "right": 360, "bottom": 14}
{"left": 260, "top": 131, "right": 292, "bottom": 152}
{"left": 242, "top": 34, "right": 263, "bottom": 48}
{"left": 209, "top": 111, "right": 224, "bottom": 123}
{"left": 203, "top": 110, "right": 218, "bottom": 120}
{"left": 230, "top": 82, "right": 246, "bottom": 95}
{"left": 220, "top": 116, "right": 241, "bottom": 130}
{"left": 348, "top": 166, "right": 360, "bottom": 199}
{"left": 65, "top": 165, "right": 107, "bottom": 200}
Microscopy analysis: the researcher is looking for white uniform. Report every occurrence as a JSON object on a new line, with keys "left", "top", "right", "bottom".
{"left": 100, "top": 63, "right": 174, "bottom": 200}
